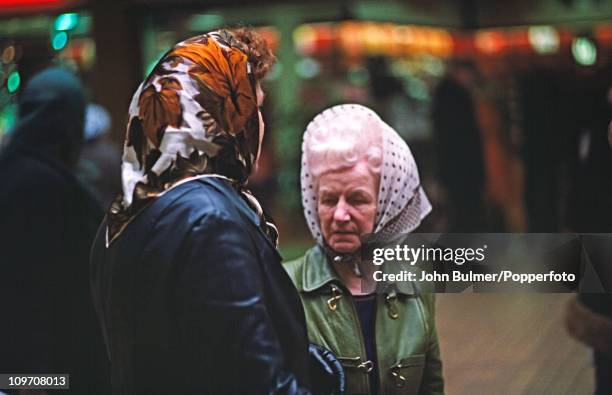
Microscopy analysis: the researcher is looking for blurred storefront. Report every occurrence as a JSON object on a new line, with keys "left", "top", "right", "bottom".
{"left": 130, "top": 1, "right": 612, "bottom": 238}
{"left": 0, "top": 1, "right": 92, "bottom": 139}
{"left": 1, "top": 0, "right": 611, "bottom": 243}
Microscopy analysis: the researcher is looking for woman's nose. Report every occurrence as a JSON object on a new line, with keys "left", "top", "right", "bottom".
{"left": 333, "top": 199, "right": 351, "bottom": 222}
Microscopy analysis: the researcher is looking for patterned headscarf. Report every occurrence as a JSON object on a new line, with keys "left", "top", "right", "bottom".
{"left": 301, "top": 104, "right": 432, "bottom": 249}
{"left": 106, "top": 30, "right": 268, "bottom": 245}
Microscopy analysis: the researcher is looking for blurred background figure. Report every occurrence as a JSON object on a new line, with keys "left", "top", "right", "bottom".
{"left": 566, "top": 293, "right": 612, "bottom": 395}
{"left": 431, "top": 60, "right": 486, "bottom": 232}
{"left": 565, "top": 79, "right": 612, "bottom": 234}
{"left": 0, "top": 68, "right": 108, "bottom": 394}
{"left": 565, "top": 78, "right": 612, "bottom": 395}
{"left": 518, "top": 68, "right": 566, "bottom": 232}
{"left": 77, "top": 103, "right": 121, "bottom": 209}
{"left": 366, "top": 56, "right": 405, "bottom": 121}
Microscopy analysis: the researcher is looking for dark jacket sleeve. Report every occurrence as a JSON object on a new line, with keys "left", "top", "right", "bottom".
{"left": 175, "top": 210, "right": 312, "bottom": 394}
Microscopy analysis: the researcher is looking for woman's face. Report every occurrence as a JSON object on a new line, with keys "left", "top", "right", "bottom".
{"left": 317, "top": 160, "right": 379, "bottom": 253}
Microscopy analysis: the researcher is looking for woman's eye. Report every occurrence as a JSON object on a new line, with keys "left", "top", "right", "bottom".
{"left": 349, "top": 196, "right": 369, "bottom": 205}
{"left": 320, "top": 197, "right": 336, "bottom": 206}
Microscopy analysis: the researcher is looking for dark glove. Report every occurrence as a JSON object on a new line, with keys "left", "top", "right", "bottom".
{"left": 308, "top": 343, "right": 345, "bottom": 395}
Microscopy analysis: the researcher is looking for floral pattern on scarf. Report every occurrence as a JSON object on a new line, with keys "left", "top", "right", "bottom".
{"left": 107, "top": 30, "right": 264, "bottom": 245}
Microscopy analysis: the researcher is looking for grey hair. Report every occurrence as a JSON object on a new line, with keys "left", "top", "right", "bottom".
{"left": 302, "top": 105, "right": 383, "bottom": 188}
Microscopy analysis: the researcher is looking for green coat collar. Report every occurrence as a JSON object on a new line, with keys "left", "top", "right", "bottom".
{"left": 300, "top": 245, "right": 418, "bottom": 296}
{"left": 301, "top": 245, "right": 339, "bottom": 292}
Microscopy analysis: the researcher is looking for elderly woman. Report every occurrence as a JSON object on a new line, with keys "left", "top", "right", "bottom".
{"left": 285, "top": 104, "right": 444, "bottom": 395}
{"left": 90, "top": 29, "right": 343, "bottom": 394}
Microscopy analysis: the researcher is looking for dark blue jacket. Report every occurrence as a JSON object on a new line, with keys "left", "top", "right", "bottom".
{"left": 90, "top": 177, "right": 312, "bottom": 394}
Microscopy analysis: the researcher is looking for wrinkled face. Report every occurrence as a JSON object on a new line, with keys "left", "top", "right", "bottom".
{"left": 317, "top": 160, "right": 379, "bottom": 253}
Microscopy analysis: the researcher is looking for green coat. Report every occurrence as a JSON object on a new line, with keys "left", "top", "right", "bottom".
{"left": 284, "top": 246, "right": 444, "bottom": 395}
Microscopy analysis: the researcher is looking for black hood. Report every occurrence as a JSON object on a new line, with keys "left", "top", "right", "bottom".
{"left": 4, "top": 68, "right": 85, "bottom": 168}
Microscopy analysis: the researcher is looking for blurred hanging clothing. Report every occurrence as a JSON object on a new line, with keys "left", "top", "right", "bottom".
{"left": 78, "top": 104, "right": 122, "bottom": 209}
{"left": 432, "top": 65, "right": 486, "bottom": 232}
{"left": 0, "top": 68, "right": 109, "bottom": 394}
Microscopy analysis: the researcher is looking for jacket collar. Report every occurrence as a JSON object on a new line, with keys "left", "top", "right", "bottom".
{"left": 302, "top": 245, "right": 417, "bottom": 295}
{"left": 195, "top": 177, "right": 281, "bottom": 258}
{"left": 302, "top": 245, "right": 341, "bottom": 292}
{"left": 195, "top": 177, "right": 260, "bottom": 226}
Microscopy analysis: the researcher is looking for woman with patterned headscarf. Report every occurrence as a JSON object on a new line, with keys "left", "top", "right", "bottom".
{"left": 90, "top": 28, "right": 343, "bottom": 394}
{"left": 285, "top": 104, "right": 444, "bottom": 395}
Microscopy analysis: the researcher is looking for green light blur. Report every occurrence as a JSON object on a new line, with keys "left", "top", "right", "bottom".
{"left": 572, "top": 37, "right": 597, "bottom": 66}
{"left": 0, "top": 102, "right": 17, "bottom": 137}
{"left": 7, "top": 71, "right": 20, "bottom": 93}
{"left": 52, "top": 31, "right": 68, "bottom": 51}
{"left": 264, "top": 62, "right": 282, "bottom": 81}
{"left": 295, "top": 58, "right": 320, "bottom": 79}
{"left": 188, "top": 14, "right": 224, "bottom": 32}
{"left": 54, "top": 13, "right": 79, "bottom": 31}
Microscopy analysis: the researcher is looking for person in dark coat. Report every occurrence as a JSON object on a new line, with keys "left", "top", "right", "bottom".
{"left": 432, "top": 61, "right": 486, "bottom": 232}
{"left": 90, "top": 28, "right": 343, "bottom": 394}
{"left": 0, "top": 68, "right": 109, "bottom": 393}
{"left": 519, "top": 68, "right": 567, "bottom": 232}
{"left": 78, "top": 103, "right": 122, "bottom": 209}
{"left": 565, "top": 77, "right": 612, "bottom": 395}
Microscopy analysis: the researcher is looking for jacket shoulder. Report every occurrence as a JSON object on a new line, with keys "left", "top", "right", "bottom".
{"left": 283, "top": 255, "right": 305, "bottom": 288}
{"left": 158, "top": 178, "right": 238, "bottom": 222}
{"left": 283, "top": 246, "right": 327, "bottom": 292}
{"left": 283, "top": 253, "right": 308, "bottom": 290}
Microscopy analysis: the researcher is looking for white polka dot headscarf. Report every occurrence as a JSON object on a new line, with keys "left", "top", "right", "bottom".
{"left": 300, "top": 104, "right": 432, "bottom": 247}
